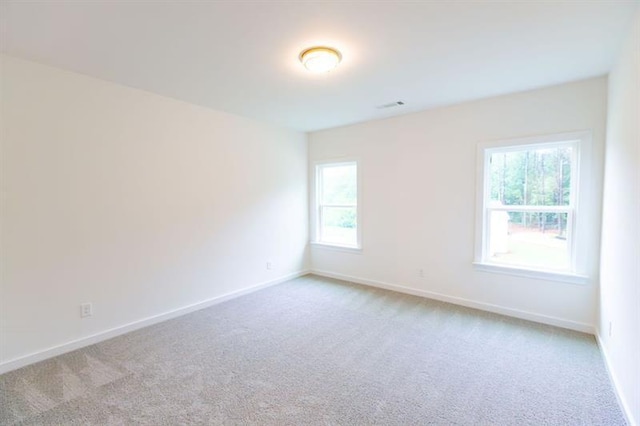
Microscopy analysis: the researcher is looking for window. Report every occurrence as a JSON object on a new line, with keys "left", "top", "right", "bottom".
{"left": 313, "top": 161, "right": 360, "bottom": 249}
{"left": 474, "top": 132, "right": 590, "bottom": 282}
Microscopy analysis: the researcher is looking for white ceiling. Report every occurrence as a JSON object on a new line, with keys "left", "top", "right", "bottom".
{"left": 1, "top": 1, "right": 637, "bottom": 132}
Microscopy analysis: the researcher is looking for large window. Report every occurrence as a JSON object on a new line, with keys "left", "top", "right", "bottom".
{"left": 475, "top": 132, "right": 590, "bottom": 282}
{"left": 313, "top": 161, "right": 359, "bottom": 248}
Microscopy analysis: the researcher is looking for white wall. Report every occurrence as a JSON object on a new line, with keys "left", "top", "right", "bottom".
{"left": 309, "top": 77, "right": 607, "bottom": 332}
{"left": 0, "top": 55, "right": 309, "bottom": 370}
{"left": 599, "top": 8, "right": 640, "bottom": 425}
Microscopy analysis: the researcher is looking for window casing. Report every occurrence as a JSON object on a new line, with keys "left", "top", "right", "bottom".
{"left": 312, "top": 161, "right": 360, "bottom": 249}
{"left": 474, "top": 132, "right": 591, "bottom": 283}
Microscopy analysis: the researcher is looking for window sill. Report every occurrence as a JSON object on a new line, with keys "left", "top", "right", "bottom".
{"left": 472, "top": 262, "right": 589, "bottom": 285}
{"left": 310, "top": 242, "right": 362, "bottom": 254}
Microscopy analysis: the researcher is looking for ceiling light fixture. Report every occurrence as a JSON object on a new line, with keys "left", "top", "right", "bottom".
{"left": 299, "top": 47, "right": 342, "bottom": 73}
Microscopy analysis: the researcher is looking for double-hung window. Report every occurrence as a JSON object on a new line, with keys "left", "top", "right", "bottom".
{"left": 313, "top": 161, "right": 360, "bottom": 249}
{"left": 474, "top": 132, "right": 590, "bottom": 283}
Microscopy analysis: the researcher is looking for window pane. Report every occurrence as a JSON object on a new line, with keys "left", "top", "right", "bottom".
{"left": 488, "top": 211, "right": 569, "bottom": 270}
{"left": 320, "top": 206, "right": 357, "bottom": 246}
{"left": 489, "top": 146, "right": 572, "bottom": 206}
{"left": 321, "top": 164, "right": 357, "bottom": 205}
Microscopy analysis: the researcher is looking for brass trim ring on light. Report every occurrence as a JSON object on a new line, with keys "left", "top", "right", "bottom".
{"left": 299, "top": 46, "right": 343, "bottom": 72}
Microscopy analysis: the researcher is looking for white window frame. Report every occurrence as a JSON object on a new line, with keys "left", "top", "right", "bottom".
{"left": 473, "top": 131, "right": 591, "bottom": 284}
{"left": 311, "top": 159, "right": 362, "bottom": 251}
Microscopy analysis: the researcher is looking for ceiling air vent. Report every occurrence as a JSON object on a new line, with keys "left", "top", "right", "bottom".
{"left": 376, "top": 101, "right": 405, "bottom": 109}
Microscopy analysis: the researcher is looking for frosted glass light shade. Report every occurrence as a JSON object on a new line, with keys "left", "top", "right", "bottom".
{"left": 300, "top": 47, "right": 342, "bottom": 73}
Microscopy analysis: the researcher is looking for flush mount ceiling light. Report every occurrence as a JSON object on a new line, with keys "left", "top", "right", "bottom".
{"left": 299, "top": 46, "right": 342, "bottom": 73}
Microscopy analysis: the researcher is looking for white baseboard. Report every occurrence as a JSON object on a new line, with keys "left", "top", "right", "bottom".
{"left": 596, "top": 333, "right": 636, "bottom": 426}
{"left": 0, "top": 270, "right": 309, "bottom": 375}
{"left": 310, "top": 269, "right": 594, "bottom": 334}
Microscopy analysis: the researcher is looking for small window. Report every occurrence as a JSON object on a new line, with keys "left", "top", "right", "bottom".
{"left": 313, "top": 161, "right": 359, "bottom": 248}
{"left": 475, "top": 132, "right": 590, "bottom": 280}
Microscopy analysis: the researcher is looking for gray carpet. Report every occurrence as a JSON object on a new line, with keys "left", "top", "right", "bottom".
{"left": 0, "top": 274, "right": 625, "bottom": 425}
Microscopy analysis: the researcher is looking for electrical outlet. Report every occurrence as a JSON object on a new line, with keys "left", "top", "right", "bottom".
{"left": 608, "top": 321, "right": 612, "bottom": 337}
{"left": 266, "top": 262, "right": 273, "bottom": 270}
{"left": 418, "top": 269, "right": 425, "bottom": 278}
{"left": 80, "top": 303, "right": 93, "bottom": 318}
